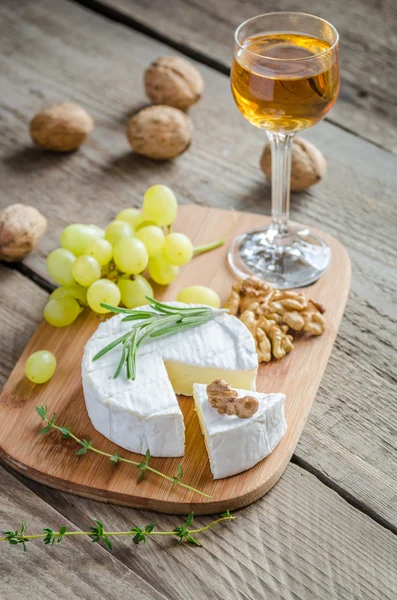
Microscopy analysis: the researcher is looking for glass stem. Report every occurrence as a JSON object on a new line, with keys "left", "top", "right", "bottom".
{"left": 267, "top": 132, "right": 295, "bottom": 236}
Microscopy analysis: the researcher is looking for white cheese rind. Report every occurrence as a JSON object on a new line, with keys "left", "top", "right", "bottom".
{"left": 82, "top": 354, "right": 185, "bottom": 457}
{"left": 85, "top": 304, "right": 258, "bottom": 373}
{"left": 82, "top": 303, "right": 258, "bottom": 458}
{"left": 193, "top": 383, "right": 286, "bottom": 479}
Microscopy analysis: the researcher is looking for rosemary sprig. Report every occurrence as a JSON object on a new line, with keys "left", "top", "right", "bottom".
{"left": 36, "top": 406, "right": 212, "bottom": 499}
{"left": 93, "top": 297, "right": 227, "bottom": 381}
{"left": 0, "top": 511, "right": 235, "bottom": 552}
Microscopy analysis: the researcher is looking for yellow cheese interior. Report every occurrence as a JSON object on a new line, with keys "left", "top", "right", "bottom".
{"left": 193, "top": 387, "right": 213, "bottom": 471}
{"left": 165, "top": 360, "right": 257, "bottom": 396}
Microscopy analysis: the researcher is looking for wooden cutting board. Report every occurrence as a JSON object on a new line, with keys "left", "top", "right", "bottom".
{"left": 0, "top": 205, "right": 351, "bottom": 515}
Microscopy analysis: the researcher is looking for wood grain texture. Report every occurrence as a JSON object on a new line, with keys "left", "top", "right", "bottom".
{"left": 0, "top": 206, "right": 351, "bottom": 514}
{"left": 90, "top": 0, "right": 397, "bottom": 152}
{"left": 0, "top": 0, "right": 396, "bottom": 527}
{"left": 0, "top": 465, "right": 169, "bottom": 600}
{"left": 0, "top": 266, "right": 48, "bottom": 385}
{"left": 6, "top": 463, "right": 397, "bottom": 600}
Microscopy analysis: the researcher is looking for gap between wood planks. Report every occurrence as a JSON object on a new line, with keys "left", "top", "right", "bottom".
{"left": 2, "top": 265, "right": 396, "bottom": 537}
{"left": 2, "top": 260, "right": 55, "bottom": 293}
{"left": 71, "top": 0, "right": 394, "bottom": 155}
{"left": 290, "top": 455, "right": 397, "bottom": 536}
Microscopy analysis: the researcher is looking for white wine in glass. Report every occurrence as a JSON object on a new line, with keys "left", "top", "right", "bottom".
{"left": 229, "top": 12, "right": 340, "bottom": 288}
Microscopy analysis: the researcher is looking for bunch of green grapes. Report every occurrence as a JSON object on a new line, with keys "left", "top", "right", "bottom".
{"left": 44, "top": 185, "right": 222, "bottom": 327}
{"left": 43, "top": 186, "right": 187, "bottom": 326}
{"left": 120, "top": 185, "right": 194, "bottom": 285}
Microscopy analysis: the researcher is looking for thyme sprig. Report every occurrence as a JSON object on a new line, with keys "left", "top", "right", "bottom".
{"left": 36, "top": 406, "right": 212, "bottom": 498}
{"left": 1, "top": 511, "right": 235, "bottom": 552}
{"left": 93, "top": 297, "right": 227, "bottom": 380}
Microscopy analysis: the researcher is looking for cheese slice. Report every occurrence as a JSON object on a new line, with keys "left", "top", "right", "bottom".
{"left": 82, "top": 303, "right": 258, "bottom": 457}
{"left": 193, "top": 383, "right": 286, "bottom": 479}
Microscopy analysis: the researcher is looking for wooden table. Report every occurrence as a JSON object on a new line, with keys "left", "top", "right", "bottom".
{"left": 1, "top": 1, "right": 396, "bottom": 597}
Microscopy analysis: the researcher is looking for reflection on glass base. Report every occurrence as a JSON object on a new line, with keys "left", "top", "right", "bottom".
{"left": 228, "top": 224, "right": 331, "bottom": 288}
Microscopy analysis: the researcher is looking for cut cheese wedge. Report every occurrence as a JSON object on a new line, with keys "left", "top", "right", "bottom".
{"left": 193, "top": 383, "right": 286, "bottom": 479}
{"left": 82, "top": 303, "right": 258, "bottom": 457}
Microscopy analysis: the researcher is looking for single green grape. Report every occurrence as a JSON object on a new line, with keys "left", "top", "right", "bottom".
{"left": 72, "top": 255, "right": 101, "bottom": 287}
{"left": 162, "top": 232, "right": 193, "bottom": 266}
{"left": 25, "top": 350, "right": 57, "bottom": 384}
{"left": 87, "top": 224, "right": 105, "bottom": 238}
{"left": 115, "top": 208, "right": 142, "bottom": 229}
{"left": 87, "top": 279, "right": 121, "bottom": 314}
{"left": 136, "top": 225, "right": 165, "bottom": 257}
{"left": 134, "top": 218, "right": 157, "bottom": 231}
{"left": 105, "top": 220, "right": 134, "bottom": 246}
{"left": 44, "top": 297, "right": 82, "bottom": 327}
{"left": 60, "top": 223, "right": 104, "bottom": 256}
{"left": 113, "top": 237, "right": 148, "bottom": 274}
{"left": 148, "top": 254, "right": 180, "bottom": 285}
{"left": 117, "top": 274, "right": 153, "bottom": 308}
{"left": 85, "top": 238, "right": 113, "bottom": 266}
{"left": 50, "top": 284, "right": 88, "bottom": 306}
{"left": 143, "top": 185, "right": 178, "bottom": 227}
{"left": 177, "top": 286, "right": 221, "bottom": 308}
{"left": 46, "top": 248, "right": 76, "bottom": 287}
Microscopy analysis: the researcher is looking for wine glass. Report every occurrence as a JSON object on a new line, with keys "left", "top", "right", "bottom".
{"left": 228, "top": 12, "right": 339, "bottom": 288}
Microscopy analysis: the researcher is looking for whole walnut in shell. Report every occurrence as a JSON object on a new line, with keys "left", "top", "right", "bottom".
{"left": 127, "top": 105, "right": 193, "bottom": 160}
{"left": 260, "top": 138, "right": 327, "bottom": 192}
{"left": 0, "top": 204, "right": 47, "bottom": 262}
{"left": 30, "top": 102, "right": 94, "bottom": 152}
{"left": 144, "top": 56, "right": 204, "bottom": 110}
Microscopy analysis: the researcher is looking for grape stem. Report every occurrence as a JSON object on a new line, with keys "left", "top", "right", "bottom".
{"left": 193, "top": 212, "right": 237, "bottom": 257}
{"left": 193, "top": 238, "right": 225, "bottom": 256}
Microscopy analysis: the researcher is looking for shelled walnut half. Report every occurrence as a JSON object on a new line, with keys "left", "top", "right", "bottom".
{"left": 225, "top": 277, "right": 326, "bottom": 362}
{"left": 207, "top": 379, "right": 259, "bottom": 418}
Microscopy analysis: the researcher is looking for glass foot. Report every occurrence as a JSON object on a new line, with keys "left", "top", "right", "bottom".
{"left": 228, "top": 223, "right": 331, "bottom": 288}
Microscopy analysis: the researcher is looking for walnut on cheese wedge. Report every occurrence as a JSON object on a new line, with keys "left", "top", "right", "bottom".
{"left": 194, "top": 382, "right": 286, "bottom": 479}
{"left": 207, "top": 379, "right": 259, "bottom": 419}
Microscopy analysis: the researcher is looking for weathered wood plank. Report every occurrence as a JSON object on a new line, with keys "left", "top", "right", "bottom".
{"left": 0, "top": 0, "right": 396, "bottom": 529}
{"left": 89, "top": 0, "right": 397, "bottom": 152}
{"left": 296, "top": 247, "right": 397, "bottom": 528}
{"left": 0, "top": 465, "right": 168, "bottom": 600}
{"left": 8, "top": 463, "right": 397, "bottom": 600}
{"left": 0, "top": 267, "right": 48, "bottom": 386}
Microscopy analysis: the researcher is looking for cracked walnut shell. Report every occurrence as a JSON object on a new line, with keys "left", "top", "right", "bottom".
{"left": 30, "top": 103, "right": 94, "bottom": 152}
{"left": 127, "top": 105, "right": 193, "bottom": 160}
{"left": 260, "top": 138, "right": 327, "bottom": 192}
{"left": 144, "top": 56, "right": 204, "bottom": 110}
{"left": 0, "top": 204, "right": 47, "bottom": 262}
